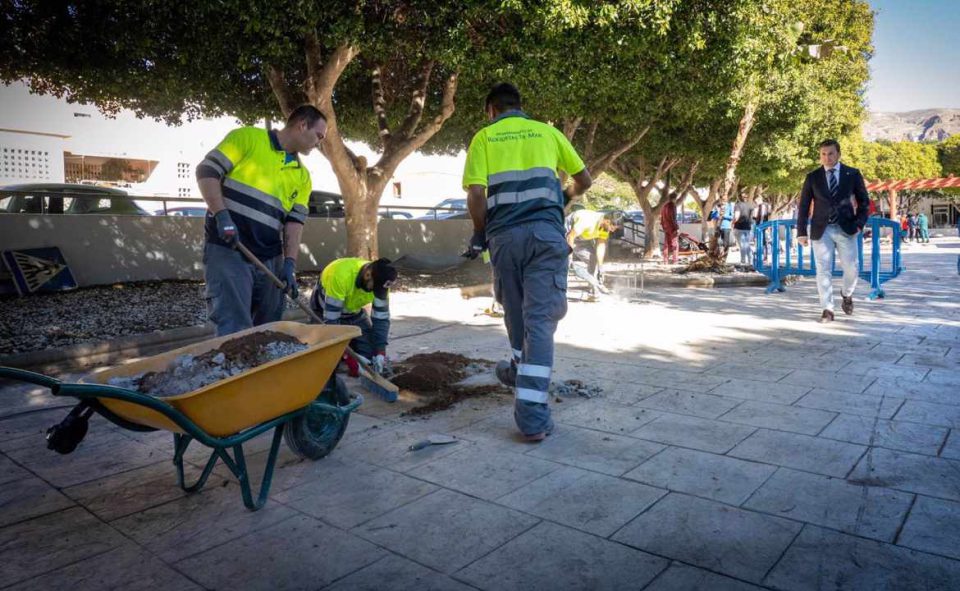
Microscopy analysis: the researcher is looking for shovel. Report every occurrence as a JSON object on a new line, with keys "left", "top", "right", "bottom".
{"left": 235, "top": 242, "right": 399, "bottom": 400}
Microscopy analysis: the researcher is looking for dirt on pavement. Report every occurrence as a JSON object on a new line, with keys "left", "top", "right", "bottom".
{"left": 391, "top": 352, "right": 510, "bottom": 415}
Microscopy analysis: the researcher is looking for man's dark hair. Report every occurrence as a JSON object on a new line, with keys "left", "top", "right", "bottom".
{"left": 287, "top": 104, "right": 327, "bottom": 128}
{"left": 485, "top": 83, "right": 522, "bottom": 113}
{"left": 818, "top": 139, "right": 841, "bottom": 154}
{"left": 370, "top": 258, "right": 398, "bottom": 291}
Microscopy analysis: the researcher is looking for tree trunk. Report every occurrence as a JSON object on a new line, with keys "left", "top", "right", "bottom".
{"left": 888, "top": 189, "right": 898, "bottom": 221}
{"left": 269, "top": 41, "right": 458, "bottom": 260}
{"left": 718, "top": 95, "right": 758, "bottom": 205}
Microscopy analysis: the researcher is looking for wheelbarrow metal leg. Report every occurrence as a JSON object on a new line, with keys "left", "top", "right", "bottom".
{"left": 173, "top": 433, "right": 220, "bottom": 493}
{"left": 217, "top": 424, "right": 286, "bottom": 511}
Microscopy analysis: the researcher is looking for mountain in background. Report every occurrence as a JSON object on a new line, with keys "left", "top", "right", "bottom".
{"left": 864, "top": 109, "right": 960, "bottom": 142}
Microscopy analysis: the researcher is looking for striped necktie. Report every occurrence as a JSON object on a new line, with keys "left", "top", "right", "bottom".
{"left": 827, "top": 168, "right": 839, "bottom": 224}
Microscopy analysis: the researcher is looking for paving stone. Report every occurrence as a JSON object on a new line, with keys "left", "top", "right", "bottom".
{"left": 729, "top": 429, "right": 867, "bottom": 477}
{"left": 719, "top": 400, "right": 836, "bottom": 435}
{"left": 408, "top": 443, "right": 559, "bottom": 500}
{"left": 438, "top": 410, "right": 536, "bottom": 453}
{"left": 274, "top": 460, "right": 437, "bottom": 528}
{"left": 554, "top": 401, "right": 661, "bottom": 434}
{"left": 631, "top": 413, "right": 756, "bottom": 453}
{"left": 3, "top": 431, "right": 165, "bottom": 487}
{"left": 895, "top": 400, "right": 960, "bottom": 428}
{"left": 765, "top": 525, "right": 960, "bottom": 591}
{"left": 63, "top": 459, "right": 226, "bottom": 522}
{"left": 705, "top": 363, "right": 794, "bottom": 383}
{"left": 866, "top": 378, "right": 960, "bottom": 406}
{"left": 645, "top": 563, "right": 766, "bottom": 591}
{"left": 525, "top": 424, "right": 664, "bottom": 476}
{"left": 849, "top": 447, "right": 960, "bottom": 501}
{"left": 0, "top": 407, "right": 111, "bottom": 447}
{"left": 592, "top": 379, "right": 663, "bottom": 405}
{"left": 743, "top": 468, "right": 913, "bottom": 542}
{"left": 338, "top": 425, "right": 473, "bottom": 471}
{"left": 325, "top": 555, "right": 474, "bottom": 591}
{"left": 177, "top": 514, "right": 385, "bottom": 590}
{"left": 642, "top": 371, "right": 732, "bottom": 393}
{"left": 708, "top": 379, "right": 811, "bottom": 405}
{"left": 0, "top": 475, "right": 74, "bottom": 527}
{"left": 613, "top": 493, "right": 801, "bottom": 583}
{"left": 941, "top": 430, "right": 960, "bottom": 460}
{"left": 112, "top": 483, "right": 297, "bottom": 562}
{"left": 6, "top": 546, "right": 201, "bottom": 591}
{"left": 898, "top": 495, "right": 960, "bottom": 560}
{"left": 0, "top": 506, "right": 125, "bottom": 588}
{"left": 780, "top": 369, "right": 875, "bottom": 394}
{"left": 457, "top": 521, "right": 668, "bottom": 591}
{"left": 636, "top": 390, "right": 742, "bottom": 419}
{"left": 624, "top": 447, "right": 775, "bottom": 505}
{"left": 839, "top": 363, "right": 931, "bottom": 381}
{"left": 355, "top": 488, "right": 539, "bottom": 574}
{"left": 897, "top": 353, "right": 960, "bottom": 370}
{"left": 924, "top": 369, "right": 960, "bottom": 387}
{"left": 819, "top": 414, "right": 947, "bottom": 456}
{"left": 0, "top": 453, "right": 29, "bottom": 485}
{"left": 497, "top": 466, "right": 665, "bottom": 536}
{"left": 795, "top": 389, "right": 904, "bottom": 419}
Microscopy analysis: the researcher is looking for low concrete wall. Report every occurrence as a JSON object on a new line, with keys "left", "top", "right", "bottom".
{"left": 0, "top": 214, "right": 473, "bottom": 286}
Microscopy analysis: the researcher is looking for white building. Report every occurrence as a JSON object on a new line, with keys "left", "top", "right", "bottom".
{"left": 0, "top": 81, "right": 466, "bottom": 211}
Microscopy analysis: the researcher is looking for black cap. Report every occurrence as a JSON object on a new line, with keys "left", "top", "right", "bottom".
{"left": 370, "top": 258, "right": 398, "bottom": 291}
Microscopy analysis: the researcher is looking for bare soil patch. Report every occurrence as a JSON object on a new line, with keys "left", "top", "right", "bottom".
{"left": 392, "top": 352, "right": 510, "bottom": 415}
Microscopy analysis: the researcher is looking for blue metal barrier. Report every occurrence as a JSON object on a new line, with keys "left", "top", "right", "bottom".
{"left": 753, "top": 217, "right": 904, "bottom": 299}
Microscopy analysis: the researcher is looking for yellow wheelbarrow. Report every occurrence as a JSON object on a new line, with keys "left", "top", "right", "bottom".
{"left": 0, "top": 321, "right": 362, "bottom": 511}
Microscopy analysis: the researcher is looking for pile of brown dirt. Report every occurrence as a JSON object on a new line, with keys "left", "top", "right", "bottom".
{"left": 392, "top": 352, "right": 510, "bottom": 415}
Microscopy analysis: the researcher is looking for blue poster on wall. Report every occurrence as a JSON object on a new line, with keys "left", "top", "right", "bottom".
{"left": 1, "top": 247, "right": 78, "bottom": 296}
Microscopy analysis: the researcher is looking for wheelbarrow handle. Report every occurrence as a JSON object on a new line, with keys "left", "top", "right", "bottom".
{"left": 0, "top": 366, "right": 62, "bottom": 391}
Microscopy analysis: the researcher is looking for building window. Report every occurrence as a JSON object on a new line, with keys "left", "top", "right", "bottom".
{"left": 178, "top": 187, "right": 192, "bottom": 197}
{"left": 0, "top": 144, "right": 53, "bottom": 181}
{"left": 392, "top": 182, "right": 402, "bottom": 198}
{"left": 177, "top": 162, "right": 191, "bottom": 179}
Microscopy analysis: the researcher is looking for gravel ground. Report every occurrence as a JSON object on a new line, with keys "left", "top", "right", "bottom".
{"left": 0, "top": 266, "right": 483, "bottom": 356}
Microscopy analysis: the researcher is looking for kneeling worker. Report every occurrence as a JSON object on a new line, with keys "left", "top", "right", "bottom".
{"left": 310, "top": 258, "right": 398, "bottom": 376}
{"left": 566, "top": 209, "right": 620, "bottom": 299}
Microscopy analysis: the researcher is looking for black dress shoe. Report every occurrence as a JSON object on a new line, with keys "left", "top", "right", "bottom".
{"left": 841, "top": 295, "right": 854, "bottom": 315}
{"left": 819, "top": 310, "right": 835, "bottom": 323}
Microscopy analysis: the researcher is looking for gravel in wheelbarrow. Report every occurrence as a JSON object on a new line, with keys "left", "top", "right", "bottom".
{"left": 107, "top": 330, "right": 308, "bottom": 398}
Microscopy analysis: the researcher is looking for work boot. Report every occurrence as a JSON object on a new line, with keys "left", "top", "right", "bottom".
{"left": 841, "top": 295, "right": 854, "bottom": 315}
{"left": 522, "top": 419, "right": 555, "bottom": 443}
{"left": 818, "top": 310, "right": 835, "bottom": 324}
{"left": 496, "top": 360, "right": 517, "bottom": 387}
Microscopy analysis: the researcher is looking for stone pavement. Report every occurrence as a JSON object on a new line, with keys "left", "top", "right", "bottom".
{"left": 1, "top": 237, "right": 959, "bottom": 590}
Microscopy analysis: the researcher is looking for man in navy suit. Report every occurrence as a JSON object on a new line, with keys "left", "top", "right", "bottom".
{"left": 797, "top": 139, "right": 870, "bottom": 323}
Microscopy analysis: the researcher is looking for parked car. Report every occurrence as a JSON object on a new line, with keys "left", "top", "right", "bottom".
{"left": 379, "top": 210, "right": 413, "bottom": 220}
{"left": 155, "top": 206, "right": 207, "bottom": 217}
{"left": 678, "top": 211, "right": 701, "bottom": 223}
{"left": 308, "top": 190, "right": 345, "bottom": 218}
{"left": 416, "top": 197, "right": 468, "bottom": 220}
{"left": 624, "top": 210, "right": 645, "bottom": 224}
{"left": 0, "top": 183, "right": 150, "bottom": 215}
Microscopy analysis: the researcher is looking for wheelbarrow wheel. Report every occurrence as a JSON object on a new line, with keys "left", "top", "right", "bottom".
{"left": 284, "top": 375, "right": 351, "bottom": 460}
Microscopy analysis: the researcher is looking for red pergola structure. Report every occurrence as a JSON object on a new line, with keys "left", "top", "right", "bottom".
{"left": 865, "top": 175, "right": 960, "bottom": 220}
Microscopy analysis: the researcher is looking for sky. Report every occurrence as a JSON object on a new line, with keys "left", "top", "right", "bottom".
{"left": 866, "top": 0, "right": 960, "bottom": 112}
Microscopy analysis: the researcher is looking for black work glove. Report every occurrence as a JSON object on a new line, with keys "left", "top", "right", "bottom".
{"left": 465, "top": 230, "right": 487, "bottom": 260}
{"left": 214, "top": 209, "right": 238, "bottom": 245}
{"left": 282, "top": 257, "right": 298, "bottom": 297}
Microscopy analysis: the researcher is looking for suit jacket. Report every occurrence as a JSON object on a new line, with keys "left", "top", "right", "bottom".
{"left": 797, "top": 163, "right": 869, "bottom": 240}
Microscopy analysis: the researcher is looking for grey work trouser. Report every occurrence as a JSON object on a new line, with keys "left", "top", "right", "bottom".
{"left": 571, "top": 240, "right": 604, "bottom": 295}
{"left": 309, "top": 288, "right": 379, "bottom": 359}
{"left": 489, "top": 220, "right": 569, "bottom": 436}
{"left": 203, "top": 242, "right": 285, "bottom": 337}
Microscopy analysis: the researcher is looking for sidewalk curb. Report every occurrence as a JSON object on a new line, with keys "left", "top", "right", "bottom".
{"left": 605, "top": 272, "right": 769, "bottom": 289}
{"left": 1, "top": 309, "right": 308, "bottom": 373}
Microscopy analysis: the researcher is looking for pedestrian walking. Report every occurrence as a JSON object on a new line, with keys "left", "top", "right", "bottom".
{"left": 462, "top": 83, "right": 592, "bottom": 442}
{"left": 797, "top": 139, "right": 869, "bottom": 323}
{"left": 917, "top": 212, "right": 930, "bottom": 243}
{"left": 660, "top": 193, "right": 681, "bottom": 264}
{"left": 196, "top": 105, "right": 326, "bottom": 336}
{"left": 719, "top": 201, "right": 735, "bottom": 248}
{"left": 908, "top": 213, "right": 917, "bottom": 242}
{"left": 732, "top": 194, "right": 755, "bottom": 266}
